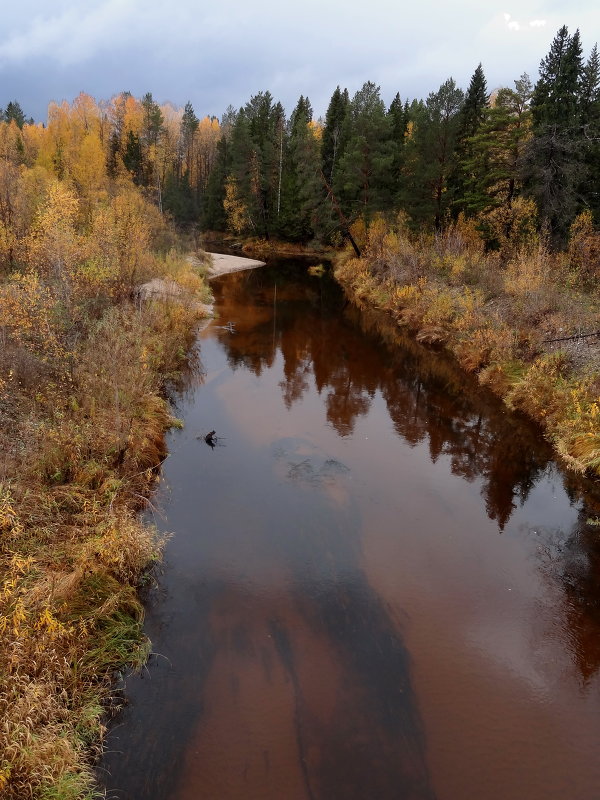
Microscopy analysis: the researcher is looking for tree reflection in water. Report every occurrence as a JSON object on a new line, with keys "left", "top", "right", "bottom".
{"left": 212, "top": 260, "right": 600, "bottom": 682}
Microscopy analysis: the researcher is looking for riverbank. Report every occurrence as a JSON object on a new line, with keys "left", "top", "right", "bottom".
{"left": 0, "top": 240, "right": 223, "bottom": 797}
{"left": 201, "top": 231, "right": 333, "bottom": 260}
{"left": 334, "top": 217, "right": 600, "bottom": 478}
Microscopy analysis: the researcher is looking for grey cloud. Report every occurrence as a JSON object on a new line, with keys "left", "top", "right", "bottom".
{"left": 0, "top": 0, "right": 597, "bottom": 123}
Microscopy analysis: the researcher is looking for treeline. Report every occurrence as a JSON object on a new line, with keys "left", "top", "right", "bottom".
{"left": 2, "top": 25, "right": 597, "bottom": 249}
{"left": 200, "top": 25, "right": 599, "bottom": 247}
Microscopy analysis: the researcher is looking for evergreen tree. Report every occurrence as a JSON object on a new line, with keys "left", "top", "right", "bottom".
{"left": 335, "top": 81, "right": 394, "bottom": 222}
{"left": 321, "top": 87, "right": 350, "bottom": 184}
{"left": 580, "top": 44, "right": 600, "bottom": 220}
{"left": 289, "top": 95, "right": 313, "bottom": 130}
{"left": 3, "top": 101, "right": 26, "bottom": 129}
{"left": 204, "top": 133, "right": 231, "bottom": 230}
{"left": 237, "top": 91, "right": 282, "bottom": 238}
{"left": 123, "top": 130, "right": 143, "bottom": 184}
{"left": 163, "top": 170, "right": 197, "bottom": 222}
{"left": 458, "top": 64, "right": 488, "bottom": 140}
{"left": 580, "top": 43, "right": 599, "bottom": 123}
{"left": 525, "top": 26, "right": 586, "bottom": 240}
{"left": 460, "top": 76, "right": 533, "bottom": 238}
{"left": 531, "top": 26, "right": 583, "bottom": 127}
{"left": 388, "top": 92, "right": 409, "bottom": 196}
{"left": 224, "top": 106, "right": 264, "bottom": 235}
{"left": 405, "top": 78, "right": 464, "bottom": 229}
{"left": 140, "top": 92, "right": 164, "bottom": 188}
{"left": 451, "top": 64, "right": 488, "bottom": 214}
{"left": 180, "top": 101, "right": 199, "bottom": 177}
{"left": 278, "top": 95, "right": 321, "bottom": 240}
{"left": 141, "top": 92, "right": 163, "bottom": 147}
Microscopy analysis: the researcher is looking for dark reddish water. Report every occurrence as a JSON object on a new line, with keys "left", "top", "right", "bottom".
{"left": 100, "top": 260, "right": 600, "bottom": 800}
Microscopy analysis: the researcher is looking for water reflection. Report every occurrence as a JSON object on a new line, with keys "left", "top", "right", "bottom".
{"left": 211, "top": 262, "right": 600, "bottom": 689}
{"left": 212, "top": 265, "right": 552, "bottom": 532}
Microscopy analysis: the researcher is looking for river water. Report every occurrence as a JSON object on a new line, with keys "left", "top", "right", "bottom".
{"left": 101, "top": 259, "right": 600, "bottom": 800}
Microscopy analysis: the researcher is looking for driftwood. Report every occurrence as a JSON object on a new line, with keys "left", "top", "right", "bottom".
{"left": 543, "top": 330, "right": 600, "bottom": 344}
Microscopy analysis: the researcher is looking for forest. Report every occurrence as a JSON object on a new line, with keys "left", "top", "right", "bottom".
{"left": 0, "top": 22, "right": 599, "bottom": 800}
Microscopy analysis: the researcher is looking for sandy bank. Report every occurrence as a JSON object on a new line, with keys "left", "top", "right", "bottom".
{"left": 206, "top": 251, "right": 266, "bottom": 278}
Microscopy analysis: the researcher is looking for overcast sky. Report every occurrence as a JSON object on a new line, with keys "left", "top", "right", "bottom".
{"left": 0, "top": 0, "right": 598, "bottom": 122}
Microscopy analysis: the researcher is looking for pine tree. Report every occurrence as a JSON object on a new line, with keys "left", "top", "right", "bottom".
{"left": 405, "top": 78, "right": 464, "bottom": 229}
{"left": 460, "top": 75, "right": 533, "bottom": 238}
{"left": 335, "top": 81, "right": 394, "bottom": 222}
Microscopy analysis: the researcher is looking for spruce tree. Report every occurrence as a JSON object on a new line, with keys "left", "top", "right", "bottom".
{"left": 3, "top": 101, "right": 26, "bottom": 129}
{"left": 531, "top": 26, "right": 583, "bottom": 127}
{"left": 321, "top": 87, "right": 350, "bottom": 184}
{"left": 241, "top": 91, "right": 282, "bottom": 238}
{"left": 458, "top": 64, "right": 488, "bottom": 140}
{"left": 141, "top": 92, "right": 163, "bottom": 147}
{"left": 388, "top": 93, "right": 409, "bottom": 197}
{"left": 525, "top": 26, "right": 586, "bottom": 241}
{"left": 278, "top": 96, "right": 321, "bottom": 240}
{"left": 123, "top": 131, "right": 143, "bottom": 184}
{"left": 580, "top": 44, "right": 600, "bottom": 122}
{"left": 451, "top": 64, "right": 488, "bottom": 215}
{"left": 204, "top": 134, "right": 231, "bottom": 230}
{"left": 580, "top": 44, "right": 600, "bottom": 219}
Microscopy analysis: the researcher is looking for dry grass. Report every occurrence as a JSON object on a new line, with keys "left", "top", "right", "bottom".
{"left": 335, "top": 215, "right": 600, "bottom": 477}
{"left": 0, "top": 250, "right": 209, "bottom": 797}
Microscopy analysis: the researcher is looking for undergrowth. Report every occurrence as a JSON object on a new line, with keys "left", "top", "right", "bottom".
{"left": 0, "top": 179, "right": 210, "bottom": 797}
{"left": 335, "top": 212, "right": 600, "bottom": 476}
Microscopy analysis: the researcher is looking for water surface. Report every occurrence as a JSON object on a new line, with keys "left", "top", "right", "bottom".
{"left": 101, "top": 260, "right": 600, "bottom": 800}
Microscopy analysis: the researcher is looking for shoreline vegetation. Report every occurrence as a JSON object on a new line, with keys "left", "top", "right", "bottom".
{"left": 0, "top": 96, "right": 216, "bottom": 798}
{"left": 0, "top": 246, "right": 264, "bottom": 798}
{"left": 333, "top": 214, "right": 600, "bottom": 478}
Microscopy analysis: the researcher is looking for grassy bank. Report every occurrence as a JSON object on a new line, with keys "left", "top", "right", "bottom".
{"left": 0, "top": 186, "right": 211, "bottom": 795}
{"left": 334, "top": 212, "right": 600, "bottom": 477}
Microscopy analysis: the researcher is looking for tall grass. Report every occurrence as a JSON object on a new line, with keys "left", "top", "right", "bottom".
{"left": 1, "top": 238, "right": 209, "bottom": 795}
{"left": 335, "top": 213, "right": 600, "bottom": 476}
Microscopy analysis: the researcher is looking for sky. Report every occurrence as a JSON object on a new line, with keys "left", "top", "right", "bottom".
{"left": 0, "top": 0, "right": 598, "bottom": 122}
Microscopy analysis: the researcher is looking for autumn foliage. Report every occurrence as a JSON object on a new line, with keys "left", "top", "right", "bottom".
{"left": 0, "top": 94, "right": 210, "bottom": 798}
{"left": 335, "top": 213, "right": 600, "bottom": 476}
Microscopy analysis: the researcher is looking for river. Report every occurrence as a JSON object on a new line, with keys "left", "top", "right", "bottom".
{"left": 100, "top": 258, "right": 600, "bottom": 800}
